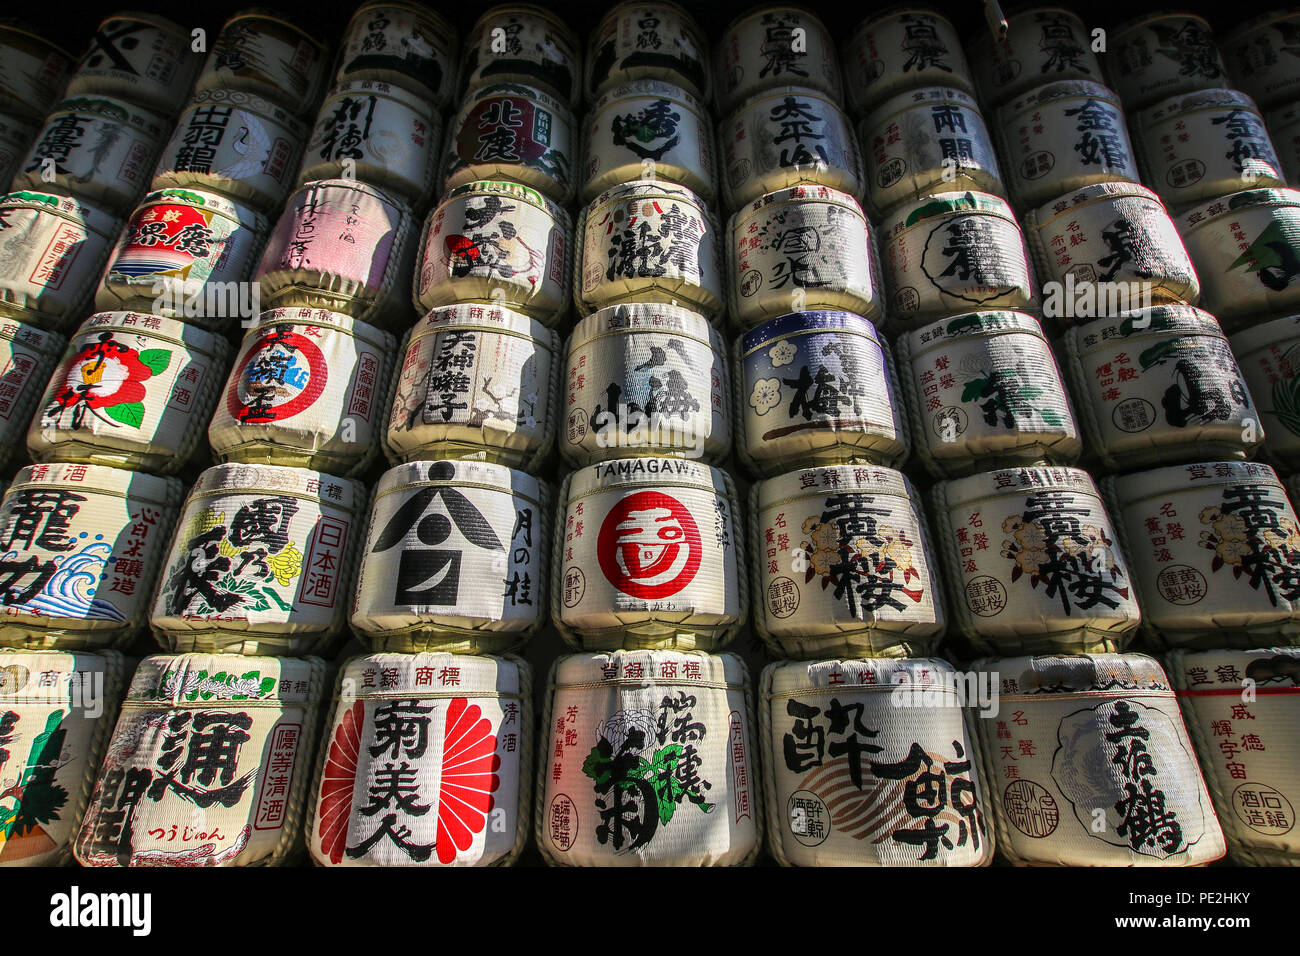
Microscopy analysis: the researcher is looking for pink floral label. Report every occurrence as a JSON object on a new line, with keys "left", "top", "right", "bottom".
{"left": 259, "top": 189, "right": 399, "bottom": 287}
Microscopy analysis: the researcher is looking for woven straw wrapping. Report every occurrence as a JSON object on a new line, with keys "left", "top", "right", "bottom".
{"left": 463, "top": 10, "right": 582, "bottom": 108}
{"left": 534, "top": 650, "right": 760, "bottom": 866}
{"left": 972, "top": 652, "right": 1226, "bottom": 866}
{"left": 966, "top": 9, "right": 1101, "bottom": 107}
{"left": 0, "top": 320, "right": 64, "bottom": 474}
{"left": 74, "top": 653, "right": 329, "bottom": 867}
{"left": 844, "top": 10, "right": 975, "bottom": 115}
{"left": 0, "top": 648, "right": 126, "bottom": 866}
{"left": 585, "top": 3, "right": 709, "bottom": 103}
{"left": 62, "top": 13, "right": 198, "bottom": 116}
{"left": 1103, "top": 14, "right": 1228, "bottom": 111}
{"left": 194, "top": 12, "right": 329, "bottom": 115}
{"left": 760, "top": 657, "right": 994, "bottom": 866}
{"left": 714, "top": 8, "right": 838, "bottom": 115}
{"left": 335, "top": 2, "right": 459, "bottom": 107}
{"left": 1232, "top": 314, "right": 1300, "bottom": 472}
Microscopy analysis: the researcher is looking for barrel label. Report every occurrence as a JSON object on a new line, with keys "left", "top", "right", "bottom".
{"left": 596, "top": 490, "right": 702, "bottom": 599}
{"left": 227, "top": 325, "right": 328, "bottom": 424}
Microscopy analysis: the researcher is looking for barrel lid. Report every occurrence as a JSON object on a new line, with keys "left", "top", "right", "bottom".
{"left": 941, "top": 465, "right": 1101, "bottom": 504}
{"left": 884, "top": 190, "right": 1017, "bottom": 236}
{"left": 455, "top": 82, "right": 576, "bottom": 126}
{"left": 466, "top": 3, "right": 579, "bottom": 48}
{"left": 317, "top": 78, "right": 436, "bottom": 122}
{"left": 374, "top": 459, "right": 545, "bottom": 510}
{"left": 1141, "top": 87, "right": 1262, "bottom": 123}
{"left": 589, "top": 78, "right": 708, "bottom": 117}
{"left": 905, "top": 310, "right": 1046, "bottom": 352}
{"left": 571, "top": 302, "right": 719, "bottom": 351}
{"left": 740, "top": 309, "right": 881, "bottom": 355}
{"left": 866, "top": 84, "right": 980, "bottom": 126}
{"left": 586, "top": 178, "right": 717, "bottom": 227}
{"left": 1109, "top": 459, "right": 1283, "bottom": 501}
{"left": 0, "top": 20, "right": 74, "bottom": 61}
{"left": 337, "top": 651, "right": 523, "bottom": 697}
{"left": 47, "top": 94, "right": 166, "bottom": 133}
{"left": 0, "top": 189, "right": 121, "bottom": 238}
{"left": 128, "top": 652, "right": 322, "bottom": 704}
{"left": 441, "top": 178, "right": 570, "bottom": 225}
{"left": 730, "top": 183, "right": 866, "bottom": 224}
{"left": 567, "top": 456, "right": 726, "bottom": 499}
{"left": 10, "top": 460, "right": 180, "bottom": 505}
{"left": 410, "top": 302, "right": 551, "bottom": 345}
{"left": 554, "top": 649, "right": 742, "bottom": 687}
{"left": 1068, "top": 304, "right": 1222, "bottom": 345}
{"left": 88, "top": 10, "right": 188, "bottom": 37}
{"left": 1223, "top": 8, "right": 1299, "bottom": 43}
{"left": 1179, "top": 187, "right": 1300, "bottom": 228}
{"left": 135, "top": 186, "right": 269, "bottom": 231}
{"left": 1004, "top": 79, "right": 1122, "bottom": 113}
{"left": 1228, "top": 312, "right": 1300, "bottom": 354}
{"left": 969, "top": 652, "right": 1171, "bottom": 694}
{"left": 346, "top": 0, "right": 456, "bottom": 36}
{"left": 187, "top": 462, "right": 363, "bottom": 515}
{"left": 74, "top": 310, "right": 231, "bottom": 360}
{"left": 758, "top": 462, "right": 915, "bottom": 505}
{"left": 184, "top": 86, "right": 308, "bottom": 136}
{"left": 219, "top": 6, "right": 328, "bottom": 50}
{"left": 766, "top": 656, "right": 957, "bottom": 695}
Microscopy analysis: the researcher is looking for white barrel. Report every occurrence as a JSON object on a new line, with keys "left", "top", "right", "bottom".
{"left": 576, "top": 180, "right": 724, "bottom": 319}
{"left": 152, "top": 88, "right": 307, "bottom": 213}
{"left": 563, "top": 303, "right": 729, "bottom": 466}
{"left": 1267, "top": 101, "right": 1300, "bottom": 185}
{"left": 0, "top": 319, "right": 65, "bottom": 473}
{"left": 352, "top": 460, "right": 550, "bottom": 654}
{"left": 335, "top": 1, "right": 459, "bottom": 107}
{"left": 66, "top": 12, "right": 198, "bottom": 117}
{"left": 966, "top": 7, "right": 1104, "bottom": 107}
{"left": 1023, "top": 182, "right": 1200, "bottom": 312}
{"left": 861, "top": 86, "right": 1005, "bottom": 218}
{"left": 1106, "top": 13, "right": 1229, "bottom": 110}
{"left": 0, "top": 648, "right": 125, "bottom": 866}
{"left": 29, "top": 311, "right": 232, "bottom": 474}
{"left": 1177, "top": 187, "right": 1300, "bottom": 325}
{"left": 0, "top": 24, "right": 72, "bottom": 122}
{"left": 880, "top": 190, "right": 1036, "bottom": 327}
{"left": 1230, "top": 314, "right": 1300, "bottom": 470}
{"left": 441, "top": 83, "right": 577, "bottom": 206}
{"left": 255, "top": 178, "right": 416, "bottom": 329}
{"left": 736, "top": 311, "right": 908, "bottom": 475}
{"left": 413, "top": 180, "right": 571, "bottom": 324}
{"left": 1167, "top": 647, "right": 1300, "bottom": 865}
{"left": 1105, "top": 461, "right": 1300, "bottom": 648}
{"left": 194, "top": 9, "right": 329, "bottom": 115}
{"left": 996, "top": 81, "right": 1141, "bottom": 212}
{"left": 728, "top": 185, "right": 884, "bottom": 328}
{"left": 581, "top": 79, "right": 717, "bottom": 205}
{"left": 74, "top": 653, "right": 327, "bottom": 867}
{"left": 459, "top": 5, "right": 582, "bottom": 108}
{"left": 897, "top": 311, "right": 1080, "bottom": 478}
{"left": 751, "top": 464, "right": 945, "bottom": 659}
{"left": 760, "top": 657, "right": 993, "bottom": 866}
{"left": 714, "top": 7, "right": 842, "bottom": 115}
{"left": 973, "top": 652, "right": 1225, "bottom": 866}
{"left": 1063, "top": 306, "right": 1261, "bottom": 470}
{"left": 385, "top": 304, "right": 559, "bottom": 471}
{"left": 208, "top": 309, "right": 396, "bottom": 475}
{"left": 0, "top": 112, "right": 37, "bottom": 189}
{"left": 721, "top": 86, "right": 862, "bottom": 214}
{"left": 554, "top": 458, "right": 744, "bottom": 651}
{"left": 536, "top": 650, "right": 759, "bottom": 866}
{"left": 1223, "top": 11, "right": 1300, "bottom": 110}
{"left": 306, "top": 652, "right": 530, "bottom": 867}
{"left": 95, "top": 187, "right": 269, "bottom": 328}
{"left": 930, "top": 466, "right": 1141, "bottom": 655}
{"left": 0, "top": 189, "right": 122, "bottom": 333}
{"left": 0, "top": 462, "right": 180, "bottom": 651}
{"left": 151, "top": 463, "right": 366, "bottom": 657}
{"left": 843, "top": 9, "right": 976, "bottom": 115}
{"left": 586, "top": 2, "right": 711, "bottom": 102}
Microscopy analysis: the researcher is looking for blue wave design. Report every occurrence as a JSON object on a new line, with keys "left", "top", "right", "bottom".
{"left": 12, "top": 542, "right": 128, "bottom": 622}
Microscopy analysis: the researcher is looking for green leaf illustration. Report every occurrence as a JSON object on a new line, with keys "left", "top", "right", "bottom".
{"left": 961, "top": 378, "right": 989, "bottom": 403}
{"left": 105, "top": 402, "right": 144, "bottom": 428}
{"left": 137, "top": 349, "right": 172, "bottom": 376}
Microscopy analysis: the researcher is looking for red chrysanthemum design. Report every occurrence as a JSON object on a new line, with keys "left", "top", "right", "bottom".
{"left": 317, "top": 701, "right": 364, "bottom": 865}
{"left": 435, "top": 698, "right": 500, "bottom": 865}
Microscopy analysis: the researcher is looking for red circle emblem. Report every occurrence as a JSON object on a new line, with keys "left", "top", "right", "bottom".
{"left": 227, "top": 329, "right": 328, "bottom": 423}
{"left": 597, "top": 490, "right": 702, "bottom": 599}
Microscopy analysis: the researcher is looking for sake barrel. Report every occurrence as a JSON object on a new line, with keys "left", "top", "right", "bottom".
{"left": 897, "top": 311, "right": 1080, "bottom": 478}
{"left": 843, "top": 9, "right": 976, "bottom": 115}
{"left": 299, "top": 80, "right": 441, "bottom": 205}
{"left": 1104, "top": 461, "right": 1300, "bottom": 648}
{"left": 413, "top": 181, "right": 571, "bottom": 324}
{"left": 880, "top": 191, "right": 1036, "bottom": 327}
{"left": 996, "top": 81, "right": 1141, "bottom": 212}
{"left": 751, "top": 464, "right": 945, "bottom": 659}
{"left": 721, "top": 86, "right": 862, "bottom": 214}
{"left": 14, "top": 95, "right": 167, "bottom": 214}
{"left": 1167, "top": 647, "right": 1300, "bottom": 865}
{"left": 714, "top": 7, "right": 842, "bottom": 115}
{"left": 73, "top": 653, "right": 327, "bottom": 867}
{"left": 195, "top": 9, "right": 328, "bottom": 115}
{"left": 1106, "top": 13, "right": 1229, "bottom": 110}
{"left": 0, "top": 112, "right": 37, "bottom": 189}
{"left": 95, "top": 187, "right": 269, "bottom": 328}
{"left": 255, "top": 178, "right": 416, "bottom": 328}
{"left": 29, "top": 311, "right": 232, "bottom": 474}
{"left": 441, "top": 83, "right": 577, "bottom": 206}
{"left": 385, "top": 304, "right": 558, "bottom": 471}
{"left": 152, "top": 88, "right": 307, "bottom": 213}
{"left": 736, "top": 311, "right": 907, "bottom": 475}
{"left": 861, "top": 86, "right": 1005, "bottom": 218}
{"left": 576, "top": 180, "right": 724, "bottom": 319}
{"left": 554, "top": 457, "right": 744, "bottom": 651}
{"left": 930, "top": 466, "right": 1141, "bottom": 655}
{"left": 306, "top": 652, "right": 530, "bottom": 867}
{"left": 352, "top": 460, "right": 550, "bottom": 654}
{"left": 760, "top": 657, "right": 993, "bottom": 866}
{"left": 0, "top": 190, "right": 122, "bottom": 333}
{"left": 1176, "top": 188, "right": 1300, "bottom": 325}
{"left": 586, "top": 2, "right": 711, "bottom": 102}
{"left": 458, "top": 5, "right": 581, "bottom": 108}
{"left": 536, "top": 650, "right": 759, "bottom": 866}
{"left": 1022, "top": 182, "right": 1201, "bottom": 313}
{"left": 581, "top": 79, "right": 717, "bottom": 205}
{"left": 0, "top": 462, "right": 180, "bottom": 651}
{"left": 1230, "top": 314, "right": 1300, "bottom": 470}
{"left": 966, "top": 7, "right": 1103, "bottom": 107}
{"left": 65, "top": 12, "right": 198, "bottom": 117}
{"left": 563, "top": 303, "right": 729, "bottom": 466}
{"left": 1223, "top": 11, "right": 1300, "bottom": 110}
{"left": 973, "top": 652, "right": 1225, "bottom": 866}
{"left": 335, "top": 1, "right": 458, "bottom": 107}
{"left": 1135, "top": 89, "right": 1286, "bottom": 209}
{"left": 1063, "top": 306, "right": 1261, "bottom": 470}
{"left": 0, "top": 319, "right": 64, "bottom": 473}
{"left": 1267, "top": 102, "right": 1300, "bottom": 186}
{"left": 728, "top": 185, "right": 884, "bottom": 328}
{"left": 208, "top": 309, "right": 396, "bottom": 475}
{"left": 151, "top": 463, "right": 365, "bottom": 657}
{"left": 0, "top": 648, "right": 125, "bottom": 866}
{"left": 0, "top": 23, "right": 72, "bottom": 122}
